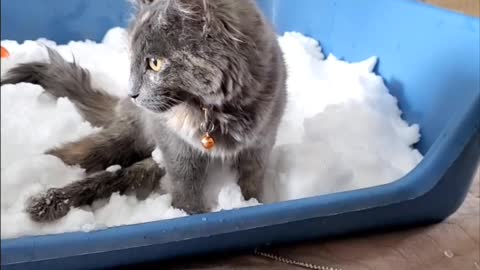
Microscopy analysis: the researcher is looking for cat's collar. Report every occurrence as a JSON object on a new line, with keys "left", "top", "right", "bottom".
{"left": 200, "top": 106, "right": 215, "bottom": 150}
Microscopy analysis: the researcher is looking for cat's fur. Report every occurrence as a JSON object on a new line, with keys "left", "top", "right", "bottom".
{"left": 1, "top": 0, "right": 286, "bottom": 222}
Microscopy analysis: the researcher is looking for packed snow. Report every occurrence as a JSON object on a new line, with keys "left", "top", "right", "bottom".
{"left": 0, "top": 28, "right": 423, "bottom": 239}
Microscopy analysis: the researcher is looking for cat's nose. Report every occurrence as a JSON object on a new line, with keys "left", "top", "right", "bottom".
{"left": 129, "top": 93, "right": 140, "bottom": 99}
{"left": 128, "top": 79, "right": 140, "bottom": 99}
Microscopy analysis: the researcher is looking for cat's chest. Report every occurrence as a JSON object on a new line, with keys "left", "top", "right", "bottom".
{"left": 162, "top": 105, "right": 201, "bottom": 142}
{"left": 144, "top": 105, "right": 217, "bottom": 153}
{"left": 144, "top": 105, "right": 248, "bottom": 159}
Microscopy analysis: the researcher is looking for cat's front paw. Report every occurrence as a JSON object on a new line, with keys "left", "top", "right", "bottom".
{"left": 172, "top": 196, "right": 208, "bottom": 215}
{"left": 26, "top": 188, "right": 72, "bottom": 222}
{"left": 182, "top": 205, "right": 208, "bottom": 215}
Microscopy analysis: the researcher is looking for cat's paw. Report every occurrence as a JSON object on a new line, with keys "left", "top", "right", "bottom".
{"left": 172, "top": 197, "right": 209, "bottom": 215}
{"left": 26, "top": 188, "right": 72, "bottom": 222}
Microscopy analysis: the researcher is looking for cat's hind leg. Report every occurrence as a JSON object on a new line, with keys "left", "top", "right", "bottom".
{"left": 46, "top": 114, "right": 153, "bottom": 174}
{"left": 26, "top": 158, "right": 165, "bottom": 222}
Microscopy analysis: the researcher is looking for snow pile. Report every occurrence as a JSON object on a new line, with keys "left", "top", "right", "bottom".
{"left": 262, "top": 33, "right": 423, "bottom": 202}
{"left": 0, "top": 28, "right": 422, "bottom": 239}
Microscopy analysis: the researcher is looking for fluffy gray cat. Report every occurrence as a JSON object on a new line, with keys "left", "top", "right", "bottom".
{"left": 1, "top": 0, "right": 286, "bottom": 222}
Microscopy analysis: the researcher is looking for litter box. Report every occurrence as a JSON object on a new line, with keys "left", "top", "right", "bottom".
{"left": 1, "top": 0, "right": 479, "bottom": 269}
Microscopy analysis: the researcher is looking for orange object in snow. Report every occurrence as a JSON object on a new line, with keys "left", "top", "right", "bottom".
{"left": 1, "top": 46, "right": 10, "bottom": 58}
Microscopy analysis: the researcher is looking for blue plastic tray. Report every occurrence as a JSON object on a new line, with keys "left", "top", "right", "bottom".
{"left": 1, "top": 0, "right": 479, "bottom": 269}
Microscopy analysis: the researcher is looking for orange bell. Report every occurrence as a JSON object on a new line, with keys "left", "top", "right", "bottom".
{"left": 201, "top": 134, "right": 215, "bottom": 150}
{"left": 1, "top": 46, "right": 10, "bottom": 58}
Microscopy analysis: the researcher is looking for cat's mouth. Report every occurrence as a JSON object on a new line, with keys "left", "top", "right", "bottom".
{"left": 132, "top": 91, "right": 190, "bottom": 113}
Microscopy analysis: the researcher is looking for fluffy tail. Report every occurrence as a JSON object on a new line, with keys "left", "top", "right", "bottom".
{"left": 1, "top": 47, "right": 119, "bottom": 127}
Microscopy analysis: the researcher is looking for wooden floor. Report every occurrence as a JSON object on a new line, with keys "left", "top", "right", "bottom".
{"left": 423, "top": 0, "right": 480, "bottom": 17}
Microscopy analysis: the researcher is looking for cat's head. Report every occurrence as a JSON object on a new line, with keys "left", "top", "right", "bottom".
{"left": 127, "top": 0, "right": 265, "bottom": 113}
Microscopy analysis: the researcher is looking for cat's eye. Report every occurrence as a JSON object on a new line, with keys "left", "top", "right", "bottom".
{"left": 147, "top": 58, "right": 163, "bottom": 72}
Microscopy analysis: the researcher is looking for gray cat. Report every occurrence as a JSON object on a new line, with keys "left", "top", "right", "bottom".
{"left": 1, "top": 0, "right": 286, "bottom": 222}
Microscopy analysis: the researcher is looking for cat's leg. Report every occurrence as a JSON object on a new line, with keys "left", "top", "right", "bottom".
{"left": 161, "top": 142, "right": 209, "bottom": 215}
{"left": 235, "top": 147, "right": 269, "bottom": 201}
{"left": 46, "top": 118, "right": 152, "bottom": 174}
{"left": 26, "top": 158, "right": 165, "bottom": 222}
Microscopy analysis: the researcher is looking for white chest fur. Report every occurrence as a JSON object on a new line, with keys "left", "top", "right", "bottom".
{"left": 161, "top": 105, "right": 233, "bottom": 158}
{"left": 162, "top": 104, "right": 200, "bottom": 143}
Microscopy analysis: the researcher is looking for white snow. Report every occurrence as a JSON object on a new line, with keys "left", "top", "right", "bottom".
{"left": 0, "top": 28, "right": 423, "bottom": 239}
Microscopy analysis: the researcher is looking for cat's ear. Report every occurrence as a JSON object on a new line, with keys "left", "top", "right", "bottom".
{"left": 205, "top": 1, "right": 247, "bottom": 43}
{"left": 136, "top": 0, "right": 156, "bottom": 5}
{"left": 130, "top": 0, "right": 158, "bottom": 9}
{"left": 175, "top": 0, "right": 246, "bottom": 43}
